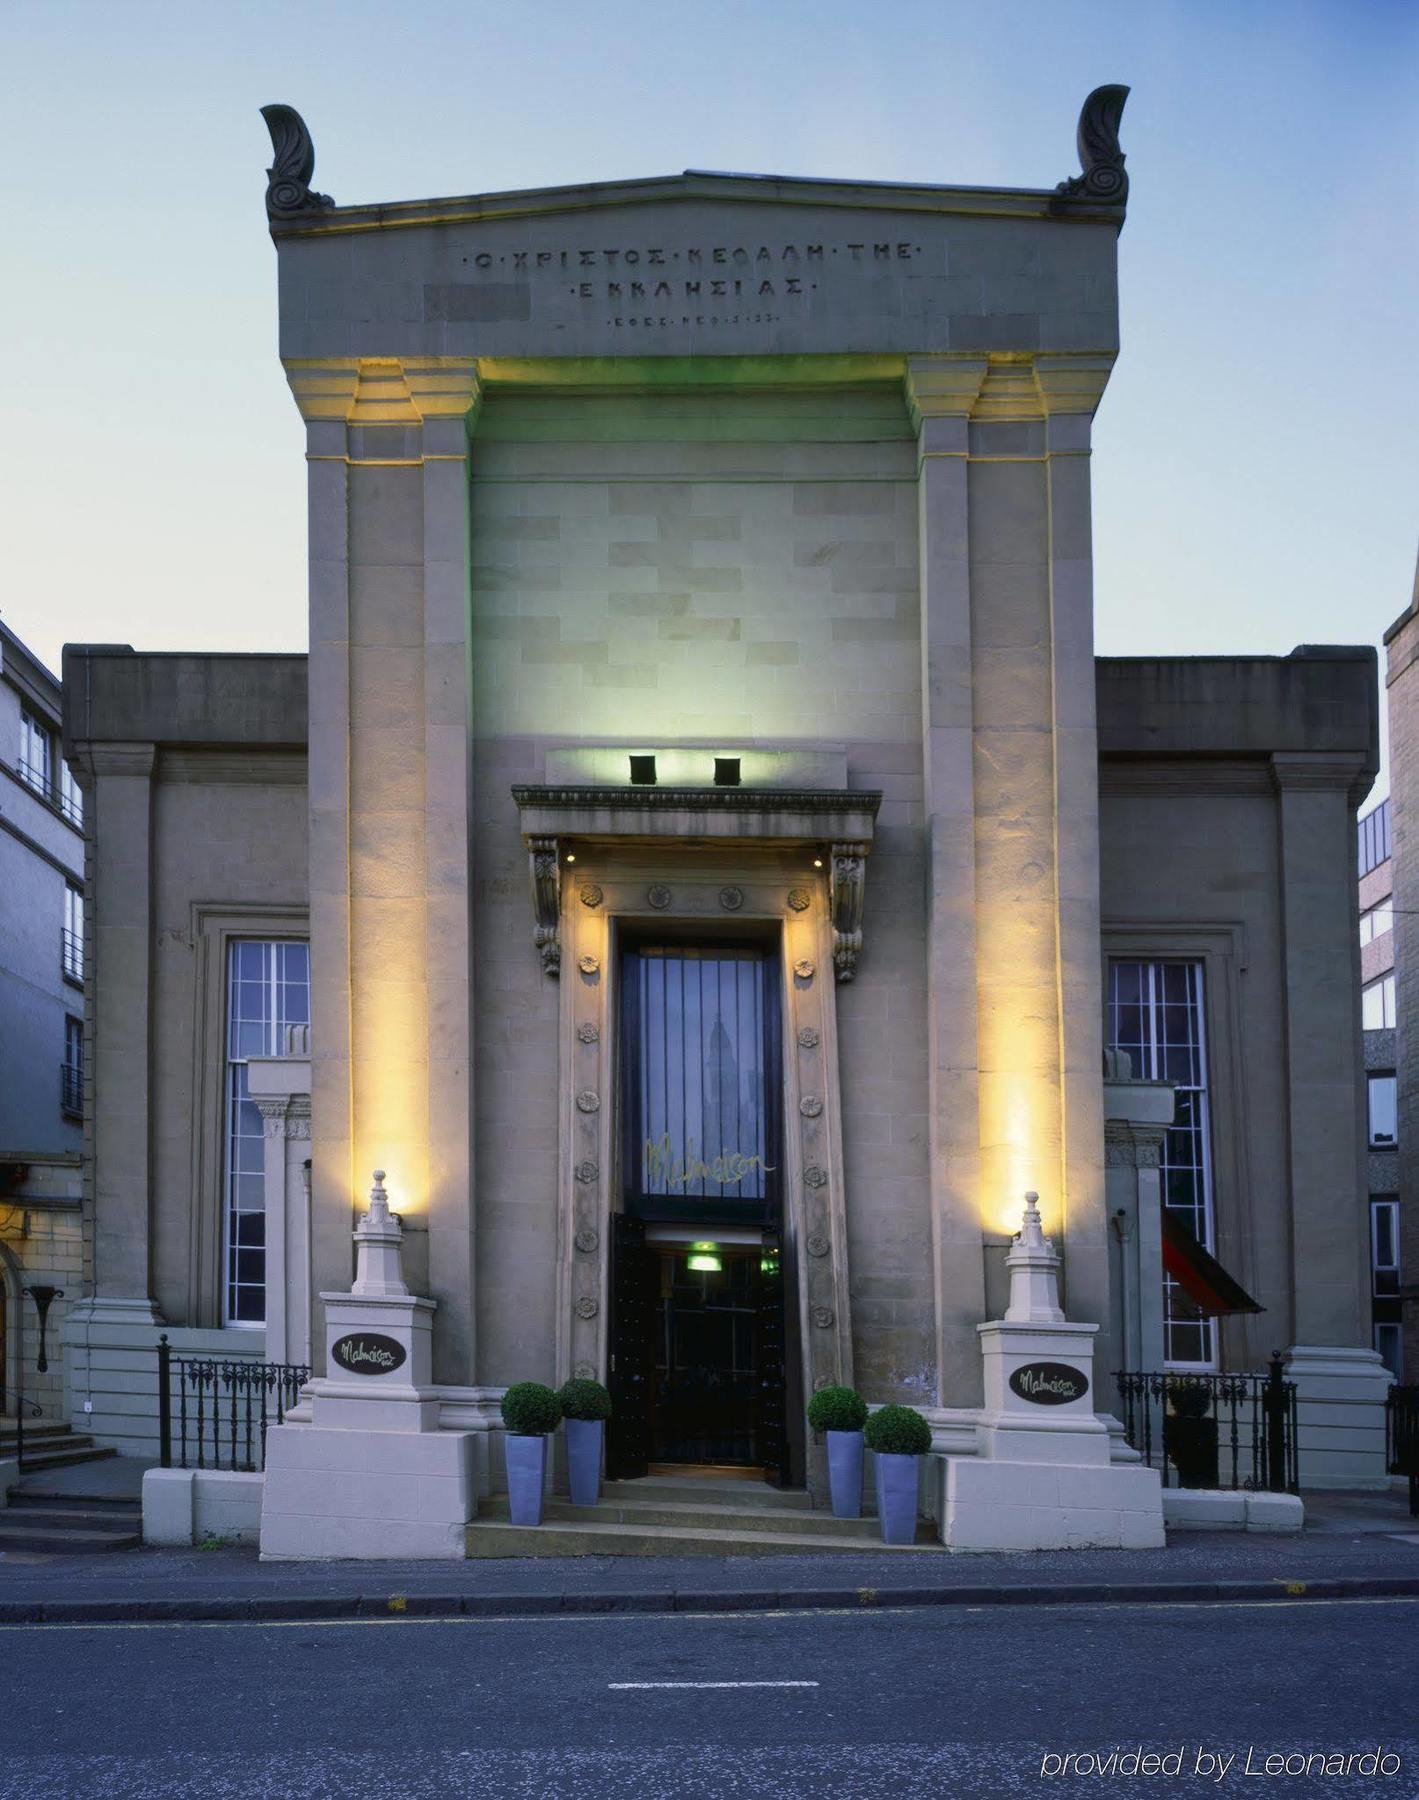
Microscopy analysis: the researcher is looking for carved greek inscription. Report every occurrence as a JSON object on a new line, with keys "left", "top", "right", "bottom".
{"left": 453, "top": 238, "right": 925, "bottom": 331}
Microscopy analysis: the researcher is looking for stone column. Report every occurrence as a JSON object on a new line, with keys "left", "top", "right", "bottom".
{"left": 72, "top": 742, "right": 160, "bottom": 1322}
{"left": 1272, "top": 749, "right": 1393, "bottom": 1486}
{"left": 289, "top": 357, "right": 481, "bottom": 1385}
{"left": 906, "top": 356, "right": 988, "bottom": 1406}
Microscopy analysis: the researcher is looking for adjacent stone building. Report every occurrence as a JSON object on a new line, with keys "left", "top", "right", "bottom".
{"left": 0, "top": 622, "right": 86, "bottom": 1427}
{"left": 62, "top": 92, "right": 1394, "bottom": 1496}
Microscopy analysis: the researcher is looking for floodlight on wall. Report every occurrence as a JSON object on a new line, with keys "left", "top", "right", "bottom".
{"left": 713, "top": 757, "right": 741, "bottom": 788}
{"left": 629, "top": 754, "right": 657, "bottom": 786}
{"left": 687, "top": 1240, "right": 722, "bottom": 1273}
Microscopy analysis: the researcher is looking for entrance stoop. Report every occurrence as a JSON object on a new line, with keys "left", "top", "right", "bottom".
{"left": 464, "top": 1472, "right": 940, "bottom": 1557}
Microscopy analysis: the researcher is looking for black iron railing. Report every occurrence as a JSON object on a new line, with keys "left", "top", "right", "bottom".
{"left": 1386, "top": 1385, "right": 1419, "bottom": 1517}
{"left": 157, "top": 1335, "right": 309, "bottom": 1473}
{"left": 1114, "top": 1355, "right": 1299, "bottom": 1494}
{"left": 61, "top": 926, "right": 83, "bottom": 983}
{"left": 59, "top": 1060, "right": 82, "bottom": 1117}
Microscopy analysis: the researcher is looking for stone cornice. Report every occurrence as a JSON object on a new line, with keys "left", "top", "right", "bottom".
{"left": 269, "top": 166, "right": 1127, "bottom": 244}
{"left": 513, "top": 783, "right": 882, "bottom": 847}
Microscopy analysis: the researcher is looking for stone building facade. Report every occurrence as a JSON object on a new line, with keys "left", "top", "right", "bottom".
{"left": 62, "top": 93, "right": 1393, "bottom": 1492}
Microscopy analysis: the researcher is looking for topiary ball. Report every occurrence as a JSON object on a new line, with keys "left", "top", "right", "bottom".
{"left": 863, "top": 1403, "right": 932, "bottom": 1457}
{"left": 557, "top": 1377, "right": 612, "bottom": 1422}
{"left": 501, "top": 1381, "right": 562, "bottom": 1436}
{"left": 806, "top": 1385, "right": 868, "bottom": 1434}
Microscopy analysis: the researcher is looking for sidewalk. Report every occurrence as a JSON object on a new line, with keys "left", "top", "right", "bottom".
{"left": 0, "top": 1488, "right": 1416, "bottom": 1625}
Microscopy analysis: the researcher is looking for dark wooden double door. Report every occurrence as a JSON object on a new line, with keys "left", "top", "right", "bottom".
{"left": 607, "top": 1217, "right": 793, "bottom": 1482}
{"left": 607, "top": 941, "right": 798, "bottom": 1485}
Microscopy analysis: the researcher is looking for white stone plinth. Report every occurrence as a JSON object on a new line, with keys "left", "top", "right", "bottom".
{"left": 943, "top": 1455, "right": 1165, "bottom": 1552}
{"left": 1285, "top": 1345, "right": 1394, "bottom": 1490}
{"left": 259, "top": 1422, "right": 475, "bottom": 1559}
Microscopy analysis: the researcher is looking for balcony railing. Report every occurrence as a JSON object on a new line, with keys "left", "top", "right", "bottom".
{"left": 1114, "top": 1358, "right": 1299, "bottom": 1493}
{"left": 17, "top": 756, "right": 82, "bottom": 828}
{"left": 59, "top": 1061, "right": 83, "bottom": 1117}
{"left": 61, "top": 926, "right": 83, "bottom": 983}
{"left": 157, "top": 1336, "right": 309, "bottom": 1473}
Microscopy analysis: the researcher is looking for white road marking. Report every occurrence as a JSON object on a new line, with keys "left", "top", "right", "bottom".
{"left": 608, "top": 1680, "right": 819, "bottom": 1689}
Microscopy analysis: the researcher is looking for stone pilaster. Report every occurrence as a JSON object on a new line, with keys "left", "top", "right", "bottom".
{"left": 70, "top": 742, "right": 159, "bottom": 1313}
{"left": 1270, "top": 751, "right": 1375, "bottom": 1346}
{"left": 905, "top": 352, "right": 1114, "bottom": 1404}
{"left": 906, "top": 355, "right": 987, "bottom": 1406}
{"left": 1385, "top": 582, "right": 1419, "bottom": 1382}
{"left": 290, "top": 355, "right": 481, "bottom": 1385}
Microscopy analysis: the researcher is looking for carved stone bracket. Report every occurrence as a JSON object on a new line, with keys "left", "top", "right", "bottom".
{"left": 260, "top": 104, "right": 334, "bottom": 220}
{"left": 1052, "top": 84, "right": 1130, "bottom": 213}
{"left": 829, "top": 842, "right": 868, "bottom": 982}
{"left": 527, "top": 836, "right": 561, "bottom": 977}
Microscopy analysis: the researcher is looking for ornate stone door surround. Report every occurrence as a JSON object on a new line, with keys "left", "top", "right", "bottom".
{"left": 513, "top": 783, "right": 880, "bottom": 1412}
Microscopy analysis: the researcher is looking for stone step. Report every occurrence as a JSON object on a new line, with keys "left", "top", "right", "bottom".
{"left": 0, "top": 1424, "right": 79, "bottom": 1453}
{"left": 0, "top": 1520, "right": 141, "bottom": 1555}
{"left": 465, "top": 1517, "right": 939, "bottom": 1558}
{"left": 11, "top": 1444, "right": 117, "bottom": 1475}
{"left": 484, "top": 1495, "right": 890, "bottom": 1539}
{"left": 7, "top": 1488, "right": 140, "bottom": 1513}
{"left": 1, "top": 1504, "right": 141, "bottom": 1531}
{"left": 599, "top": 1478, "right": 812, "bottom": 1511}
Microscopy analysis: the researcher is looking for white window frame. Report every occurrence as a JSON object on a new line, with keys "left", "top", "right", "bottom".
{"left": 1367, "top": 1073, "right": 1397, "bottom": 1149}
{"left": 1359, "top": 899, "right": 1393, "bottom": 947}
{"left": 59, "top": 758, "right": 83, "bottom": 828}
{"left": 62, "top": 883, "right": 84, "bottom": 984}
{"left": 1370, "top": 1198, "right": 1399, "bottom": 1298}
{"left": 1362, "top": 974, "right": 1397, "bottom": 1032}
{"left": 222, "top": 939, "right": 309, "bottom": 1327}
{"left": 19, "top": 705, "right": 52, "bottom": 797}
{"left": 1108, "top": 958, "right": 1218, "bottom": 1370}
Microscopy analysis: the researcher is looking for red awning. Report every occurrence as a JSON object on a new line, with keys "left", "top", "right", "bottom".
{"left": 1161, "top": 1208, "right": 1263, "bottom": 1318}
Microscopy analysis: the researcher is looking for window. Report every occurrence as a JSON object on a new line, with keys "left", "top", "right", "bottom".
{"left": 62, "top": 884, "right": 84, "bottom": 983}
{"left": 1359, "top": 899, "right": 1394, "bottom": 947}
{"left": 620, "top": 945, "right": 780, "bottom": 1223}
{"left": 61, "top": 1015, "right": 83, "bottom": 1118}
{"left": 1370, "top": 1198, "right": 1402, "bottom": 1378}
{"left": 1108, "top": 960, "right": 1216, "bottom": 1366}
{"left": 1358, "top": 801, "right": 1391, "bottom": 877}
{"left": 224, "top": 940, "right": 310, "bottom": 1324}
{"left": 59, "top": 758, "right": 82, "bottom": 828}
{"left": 1362, "top": 975, "right": 1396, "bottom": 1032}
{"left": 1368, "top": 1073, "right": 1397, "bottom": 1148}
{"left": 19, "top": 706, "right": 51, "bottom": 796}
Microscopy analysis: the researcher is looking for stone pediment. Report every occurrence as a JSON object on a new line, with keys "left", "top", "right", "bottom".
{"left": 268, "top": 92, "right": 1127, "bottom": 367}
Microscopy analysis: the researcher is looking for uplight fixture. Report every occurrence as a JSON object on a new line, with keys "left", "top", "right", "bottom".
{"left": 812, "top": 856, "right": 823, "bottom": 869}
{"left": 687, "top": 1240, "right": 722, "bottom": 1274}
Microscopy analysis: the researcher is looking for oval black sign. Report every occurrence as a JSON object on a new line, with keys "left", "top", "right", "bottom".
{"left": 331, "top": 1332, "right": 406, "bottom": 1376}
{"left": 1009, "top": 1361, "right": 1089, "bottom": 1406}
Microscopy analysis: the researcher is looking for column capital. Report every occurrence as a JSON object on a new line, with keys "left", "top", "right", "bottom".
{"left": 1104, "top": 1118, "right": 1166, "bottom": 1168}
{"left": 1270, "top": 750, "right": 1373, "bottom": 803}
{"left": 904, "top": 355, "right": 988, "bottom": 432}
{"left": 69, "top": 742, "right": 156, "bottom": 781}
{"left": 283, "top": 357, "right": 482, "bottom": 427}
{"left": 1031, "top": 353, "right": 1115, "bottom": 418}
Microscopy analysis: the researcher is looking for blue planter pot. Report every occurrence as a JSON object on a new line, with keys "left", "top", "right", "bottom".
{"left": 505, "top": 1433, "right": 548, "bottom": 1526}
{"left": 826, "top": 1430, "right": 864, "bottom": 1519}
{"left": 874, "top": 1452, "right": 919, "bottom": 1546}
{"left": 565, "top": 1417, "right": 604, "bottom": 1506}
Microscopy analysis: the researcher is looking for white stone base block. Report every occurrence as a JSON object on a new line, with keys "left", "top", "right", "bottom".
{"left": 942, "top": 1455, "right": 1165, "bottom": 1552}
{"left": 143, "top": 1468, "right": 266, "bottom": 1545}
{"left": 1285, "top": 1345, "right": 1393, "bottom": 1491}
{"left": 1160, "top": 1488, "right": 1304, "bottom": 1534}
{"left": 259, "top": 1422, "right": 475, "bottom": 1559}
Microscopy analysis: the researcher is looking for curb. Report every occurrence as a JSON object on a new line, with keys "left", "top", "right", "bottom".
{"left": 3, "top": 1573, "right": 1419, "bottom": 1626}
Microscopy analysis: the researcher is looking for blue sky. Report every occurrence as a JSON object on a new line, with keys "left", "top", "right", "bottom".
{"left": 4, "top": 0, "right": 1416, "bottom": 789}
